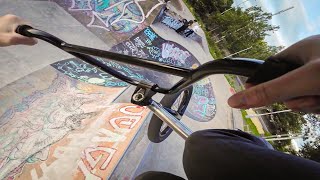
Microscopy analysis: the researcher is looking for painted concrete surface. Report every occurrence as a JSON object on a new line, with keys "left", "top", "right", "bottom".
{"left": 0, "top": 0, "right": 110, "bottom": 88}
{"left": 0, "top": 0, "right": 163, "bottom": 179}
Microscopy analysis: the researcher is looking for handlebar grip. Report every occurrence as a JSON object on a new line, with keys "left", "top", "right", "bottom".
{"left": 15, "top": 25, "right": 34, "bottom": 37}
{"left": 246, "top": 56, "right": 301, "bottom": 84}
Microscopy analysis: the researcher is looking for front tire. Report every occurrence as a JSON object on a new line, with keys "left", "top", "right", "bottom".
{"left": 147, "top": 86, "right": 193, "bottom": 143}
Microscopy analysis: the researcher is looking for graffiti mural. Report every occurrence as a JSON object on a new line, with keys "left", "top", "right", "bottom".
{"left": 50, "top": 26, "right": 216, "bottom": 120}
{"left": 53, "top": 0, "right": 164, "bottom": 41}
{"left": 51, "top": 58, "right": 146, "bottom": 87}
{"left": 0, "top": 65, "right": 147, "bottom": 179}
{"left": 46, "top": 25, "right": 215, "bottom": 124}
{"left": 161, "top": 14, "right": 183, "bottom": 30}
{"left": 186, "top": 78, "right": 216, "bottom": 122}
{"left": 110, "top": 27, "right": 198, "bottom": 88}
{"left": 110, "top": 27, "right": 216, "bottom": 120}
{"left": 75, "top": 104, "right": 148, "bottom": 179}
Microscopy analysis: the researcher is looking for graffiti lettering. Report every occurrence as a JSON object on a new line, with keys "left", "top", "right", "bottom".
{"left": 52, "top": 58, "right": 146, "bottom": 87}
{"left": 69, "top": 0, "right": 92, "bottom": 10}
{"left": 147, "top": 46, "right": 161, "bottom": 59}
{"left": 125, "top": 41, "right": 149, "bottom": 58}
{"left": 134, "top": 37, "right": 146, "bottom": 49}
{"left": 161, "top": 43, "right": 191, "bottom": 63}
{"left": 194, "top": 85, "right": 210, "bottom": 97}
{"left": 159, "top": 57, "right": 181, "bottom": 67}
{"left": 77, "top": 104, "right": 147, "bottom": 179}
{"left": 161, "top": 15, "right": 183, "bottom": 30}
{"left": 68, "top": 0, "right": 164, "bottom": 33}
{"left": 144, "top": 28, "right": 158, "bottom": 41}
{"left": 194, "top": 95, "right": 216, "bottom": 116}
{"left": 78, "top": 160, "right": 102, "bottom": 180}
{"left": 83, "top": 146, "right": 116, "bottom": 170}
{"left": 144, "top": 38, "right": 152, "bottom": 46}
{"left": 109, "top": 116, "right": 141, "bottom": 132}
{"left": 119, "top": 105, "right": 145, "bottom": 116}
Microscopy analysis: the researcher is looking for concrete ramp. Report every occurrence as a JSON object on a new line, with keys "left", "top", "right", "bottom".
{"left": 0, "top": 0, "right": 110, "bottom": 88}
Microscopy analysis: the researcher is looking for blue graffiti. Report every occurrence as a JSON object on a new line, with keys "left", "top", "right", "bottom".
{"left": 51, "top": 58, "right": 147, "bottom": 87}
{"left": 93, "top": 0, "right": 110, "bottom": 12}
{"left": 161, "top": 15, "right": 183, "bottom": 30}
{"left": 147, "top": 46, "right": 161, "bottom": 59}
{"left": 144, "top": 28, "right": 158, "bottom": 41}
{"left": 72, "top": 0, "right": 91, "bottom": 9}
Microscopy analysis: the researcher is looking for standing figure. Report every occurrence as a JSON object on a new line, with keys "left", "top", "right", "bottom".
{"left": 185, "top": 20, "right": 199, "bottom": 37}
{"left": 176, "top": 19, "right": 193, "bottom": 34}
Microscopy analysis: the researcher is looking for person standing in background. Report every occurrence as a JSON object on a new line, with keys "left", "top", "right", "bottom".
{"left": 176, "top": 19, "right": 193, "bottom": 34}
{"left": 185, "top": 20, "right": 199, "bottom": 37}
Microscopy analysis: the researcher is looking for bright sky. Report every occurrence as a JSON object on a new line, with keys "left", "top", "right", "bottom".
{"left": 233, "top": 0, "right": 320, "bottom": 47}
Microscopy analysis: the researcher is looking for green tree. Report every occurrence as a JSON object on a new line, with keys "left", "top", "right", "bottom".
{"left": 210, "top": 6, "right": 279, "bottom": 53}
{"left": 187, "top": 0, "right": 234, "bottom": 16}
{"left": 298, "top": 138, "right": 320, "bottom": 162}
{"left": 271, "top": 103, "right": 306, "bottom": 134}
{"left": 272, "top": 140, "right": 297, "bottom": 154}
{"left": 238, "top": 40, "right": 284, "bottom": 60}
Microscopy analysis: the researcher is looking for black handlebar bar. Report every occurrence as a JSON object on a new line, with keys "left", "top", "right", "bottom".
{"left": 16, "top": 25, "right": 264, "bottom": 94}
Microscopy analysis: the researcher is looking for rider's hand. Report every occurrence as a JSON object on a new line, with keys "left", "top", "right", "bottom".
{"left": 228, "top": 35, "right": 320, "bottom": 114}
{"left": 0, "top": 14, "right": 37, "bottom": 47}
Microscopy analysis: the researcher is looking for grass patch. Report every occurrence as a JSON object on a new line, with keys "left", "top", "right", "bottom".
{"left": 264, "top": 131, "right": 272, "bottom": 136}
{"left": 241, "top": 110, "right": 260, "bottom": 136}
{"left": 182, "top": 0, "right": 223, "bottom": 59}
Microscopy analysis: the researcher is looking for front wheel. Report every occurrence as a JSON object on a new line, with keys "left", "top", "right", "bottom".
{"left": 148, "top": 86, "right": 193, "bottom": 143}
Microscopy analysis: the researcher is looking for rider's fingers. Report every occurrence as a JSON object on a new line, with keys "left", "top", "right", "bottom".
{"left": 285, "top": 96, "right": 320, "bottom": 114}
{"left": 284, "top": 96, "right": 320, "bottom": 109}
{"left": 292, "top": 106, "right": 320, "bottom": 114}
{"left": 0, "top": 33, "right": 37, "bottom": 46}
{"left": 244, "top": 83, "right": 254, "bottom": 89}
{"left": 11, "top": 34, "right": 38, "bottom": 46}
{"left": 228, "top": 60, "right": 320, "bottom": 109}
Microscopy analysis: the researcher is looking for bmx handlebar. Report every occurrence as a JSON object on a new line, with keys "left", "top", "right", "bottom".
{"left": 16, "top": 25, "right": 264, "bottom": 94}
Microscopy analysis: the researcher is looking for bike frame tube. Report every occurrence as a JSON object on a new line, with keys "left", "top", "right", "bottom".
{"left": 148, "top": 100, "right": 193, "bottom": 140}
{"left": 16, "top": 25, "right": 264, "bottom": 94}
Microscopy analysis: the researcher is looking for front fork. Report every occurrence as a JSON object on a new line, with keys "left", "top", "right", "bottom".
{"left": 148, "top": 100, "right": 193, "bottom": 140}
{"left": 131, "top": 86, "right": 193, "bottom": 140}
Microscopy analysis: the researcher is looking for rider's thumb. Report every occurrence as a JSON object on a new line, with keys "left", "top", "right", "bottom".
{"left": 228, "top": 60, "right": 320, "bottom": 109}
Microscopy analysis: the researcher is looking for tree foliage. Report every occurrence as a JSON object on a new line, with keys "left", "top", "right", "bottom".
{"left": 187, "top": 0, "right": 234, "bottom": 16}
{"left": 186, "top": 0, "right": 283, "bottom": 59}
{"left": 210, "top": 6, "right": 280, "bottom": 55}
{"left": 271, "top": 103, "right": 306, "bottom": 134}
{"left": 298, "top": 138, "right": 320, "bottom": 162}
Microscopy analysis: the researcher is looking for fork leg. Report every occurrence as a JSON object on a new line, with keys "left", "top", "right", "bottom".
{"left": 148, "top": 100, "right": 193, "bottom": 140}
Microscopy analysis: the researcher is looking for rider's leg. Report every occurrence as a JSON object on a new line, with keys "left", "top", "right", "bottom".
{"left": 176, "top": 25, "right": 187, "bottom": 33}
{"left": 185, "top": 30, "right": 194, "bottom": 37}
{"left": 183, "top": 129, "right": 320, "bottom": 180}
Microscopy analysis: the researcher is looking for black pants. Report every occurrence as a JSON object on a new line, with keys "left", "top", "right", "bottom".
{"left": 176, "top": 25, "right": 188, "bottom": 33}
{"left": 184, "top": 30, "right": 194, "bottom": 37}
{"left": 136, "top": 129, "right": 320, "bottom": 180}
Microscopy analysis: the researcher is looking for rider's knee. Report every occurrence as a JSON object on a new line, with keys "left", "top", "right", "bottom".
{"left": 185, "top": 129, "right": 222, "bottom": 151}
{"left": 185, "top": 130, "right": 206, "bottom": 148}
